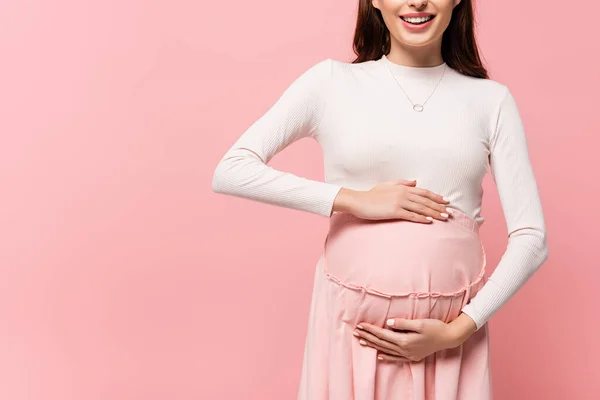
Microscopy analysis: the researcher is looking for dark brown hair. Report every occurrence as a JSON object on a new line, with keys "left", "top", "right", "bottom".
{"left": 351, "top": 0, "right": 488, "bottom": 79}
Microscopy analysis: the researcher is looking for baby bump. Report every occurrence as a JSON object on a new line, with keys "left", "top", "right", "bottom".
{"left": 323, "top": 210, "right": 486, "bottom": 296}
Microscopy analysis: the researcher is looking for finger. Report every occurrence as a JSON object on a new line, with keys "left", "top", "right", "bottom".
{"left": 357, "top": 323, "right": 402, "bottom": 344}
{"left": 354, "top": 329, "right": 399, "bottom": 353}
{"left": 358, "top": 338, "right": 404, "bottom": 356}
{"left": 408, "top": 187, "right": 450, "bottom": 205}
{"left": 408, "top": 193, "right": 454, "bottom": 218}
{"left": 381, "top": 179, "right": 416, "bottom": 187}
{"left": 393, "top": 179, "right": 417, "bottom": 186}
{"left": 355, "top": 334, "right": 404, "bottom": 356}
{"left": 394, "top": 208, "right": 433, "bottom": 224}
{"left": 386, "top": 318, "right": 424, "bottom": 333}
{"left": 403, "top": 199, "right": 449, "bottom": 221}
{"left": 377, "top": 353, "right": 411, "bottom": 362}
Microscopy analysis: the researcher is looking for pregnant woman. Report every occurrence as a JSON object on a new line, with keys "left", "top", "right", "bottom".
{"left": 212, "top": 0, "right": 549, "bottom": 398}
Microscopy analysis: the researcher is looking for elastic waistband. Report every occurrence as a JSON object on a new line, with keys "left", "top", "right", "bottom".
{"left": 445, "top": 208, "right": 480, "bottom": 234}
{"left": 331, "top": 207, "right": 480, "bottom": 234}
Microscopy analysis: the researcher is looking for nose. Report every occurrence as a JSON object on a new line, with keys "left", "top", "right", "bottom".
{"left": 407, "top": 0, "right": 428, "bottom": 7}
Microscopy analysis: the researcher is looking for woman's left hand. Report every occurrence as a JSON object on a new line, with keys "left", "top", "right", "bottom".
{"left": 353, "top": 315, "right": 477, "bottom": 362}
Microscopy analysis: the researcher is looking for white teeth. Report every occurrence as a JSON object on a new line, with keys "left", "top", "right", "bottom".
{"left": 401, "top": 16, "right": 433, "bottom": 23}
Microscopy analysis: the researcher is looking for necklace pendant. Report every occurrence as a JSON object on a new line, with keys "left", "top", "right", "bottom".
{"left": 413, "top": 104, "right": 424, "bottom": 112}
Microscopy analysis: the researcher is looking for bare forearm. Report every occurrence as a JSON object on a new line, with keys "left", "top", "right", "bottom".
{"left": 447, "top": 312, "right": 478, "bottom": 347}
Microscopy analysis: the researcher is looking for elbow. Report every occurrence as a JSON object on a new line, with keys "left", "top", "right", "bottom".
{"left": 211, "top": 168, "right": 222, "bottom": 193}
{"left": 211, "top": 172, "right": 222, "bottom": 194}
{"left": 211, "top": 148, "right": 263, "bottom": 195}
{"left": 539, "top": 230, "right": 549, "bottom": 264}
{"left": 531, "top": 223, "right": 549, "bottom": 265}
{"left": 509, "top": 225, "right": 549, "bottom": 268}
{"left": 211, "top": 159, "right": 232, "bottom": 194}
{"left": 530, "top": 228, "right": 549, "bottom": 268}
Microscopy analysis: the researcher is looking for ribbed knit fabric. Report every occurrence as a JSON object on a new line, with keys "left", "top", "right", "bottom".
{"left": 212, "top": 54, "right": 549, "bottom": 330}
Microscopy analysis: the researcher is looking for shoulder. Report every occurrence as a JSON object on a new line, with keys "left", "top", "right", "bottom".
{"left": 293, "top": 57, "right": 377, "bottom": 96}
{"left": 448, "top": 72, "right": 519, "bottom": 122}
{"left": 463, "top": 75, "right": 521, "bottom": 117}
{"left": 304, "top": 57, "right": 384, "bottom": 82}
{"left": 291, "top": 58, "right": 335, "bottom": 86}
{"left": 450, "top": 71, "right": 510, "bottom": 101}
{"left": 445, "top": 72, "right": 524, "bottom": 144}
{"left": 330, "top": 57, "right": 385, "bottom": 80}
{"left": 277, "top": 58, "right": 339, "bottom": 102}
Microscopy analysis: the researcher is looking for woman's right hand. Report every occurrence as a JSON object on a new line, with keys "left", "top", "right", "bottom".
{"left": 333, "top": 179, "right": 452, "bottom": 223}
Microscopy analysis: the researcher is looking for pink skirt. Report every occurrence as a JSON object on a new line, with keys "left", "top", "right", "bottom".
{"left": 297, "top": 209, "right": 493, "bottom": 400}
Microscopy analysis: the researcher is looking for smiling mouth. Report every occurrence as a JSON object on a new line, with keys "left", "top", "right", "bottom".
{"left": 400, "top": 15, "right": 435, "bottom": 25}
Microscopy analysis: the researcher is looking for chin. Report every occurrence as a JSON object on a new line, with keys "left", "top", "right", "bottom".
{"left": 392, "top": 30, "right": 437, "bottom": 47}
{"left": 396, "top": 36, "right": 435, "bottom": 48}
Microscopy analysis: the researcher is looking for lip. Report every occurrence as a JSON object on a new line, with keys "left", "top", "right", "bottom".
{"left": 399, "top": 13, "right": 435, "bottom": 31}
{"left": 400, "top": 12, "right": 435, "bottom": 18}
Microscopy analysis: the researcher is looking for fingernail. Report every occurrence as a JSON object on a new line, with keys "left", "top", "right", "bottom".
{"left": 386, "top": 319, "right": 395, "bottom": 326}
{"left": 353, "top": 331, "right": 360, "bottom": 337}
{"left": 377, "top": 356, "right": 384, "bottom": 360}
{"left": 426, "top": 216, "right": 433, "bottom": 221}
{"left": 359, "top": 339, "right": 367, "bottom": 345}
{"left": 443, "top": 196, "right": 450, "bottom": 202}
{"left": 446, "top": 208, "right": 454, "bottom": 214}
{"left": 440, "top": 213, "right": 449, "bottom": 218}
{"left": 356, "top": 325, "right": 364, "bottom": 329}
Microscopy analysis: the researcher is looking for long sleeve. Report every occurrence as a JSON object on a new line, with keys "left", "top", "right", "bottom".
{"left": 460, "top": 86, "right": 549, "bottom": 330}
{"left": 211, "top": 58, "right": 343, "bottom": 218}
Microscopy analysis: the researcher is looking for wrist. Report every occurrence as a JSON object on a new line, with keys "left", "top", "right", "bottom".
{"left": 446, "top": 312, "right": 478, "bottom": 347}
{"left": 332, "top": 187, "right": 363, "bottom": 215}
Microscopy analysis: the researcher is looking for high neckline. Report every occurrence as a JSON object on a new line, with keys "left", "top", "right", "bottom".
{"left": 378, "top": 54, "right": 447, "bottom": 78}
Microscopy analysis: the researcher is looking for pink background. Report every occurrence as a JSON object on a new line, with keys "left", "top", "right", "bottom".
{"left": 1, "top": 0, "right": 598, "bottom": 399}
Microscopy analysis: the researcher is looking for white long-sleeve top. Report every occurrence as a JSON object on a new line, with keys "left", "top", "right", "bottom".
{"left": 212, "top": 54, "right": 549, "bottom": 330}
